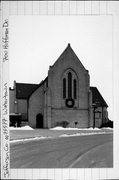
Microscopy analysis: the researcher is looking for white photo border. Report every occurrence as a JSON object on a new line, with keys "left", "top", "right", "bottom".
{"left": 1, "top": 1, "right": 119, "bottom": 179}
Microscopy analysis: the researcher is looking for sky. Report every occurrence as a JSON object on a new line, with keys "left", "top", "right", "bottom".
{"left": 9, "top": 15, "right": 113, "bottom": 120}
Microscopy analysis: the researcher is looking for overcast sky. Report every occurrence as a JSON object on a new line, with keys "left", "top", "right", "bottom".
{"left": 9, "top": 15, "right": 113, "bottom": 120}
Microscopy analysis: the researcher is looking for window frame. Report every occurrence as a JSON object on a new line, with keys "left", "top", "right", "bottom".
{"left": 62, "top": 69, "right": 78, "bottom": 101}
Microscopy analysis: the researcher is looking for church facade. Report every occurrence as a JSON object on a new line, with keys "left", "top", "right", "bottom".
{"left": 27, "top": 44, "right": 108, "bottom": 128}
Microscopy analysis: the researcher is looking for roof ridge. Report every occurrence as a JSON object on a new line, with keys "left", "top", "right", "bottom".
{"left": 52, "top": 43, "right": 86, "bottom": 71}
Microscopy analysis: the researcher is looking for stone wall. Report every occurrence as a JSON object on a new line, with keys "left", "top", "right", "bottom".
{"left": 17, "top": 99, "right": 27, "bottom": 120}
{"left": 28, "top": 85, "right": 44, "bottom": 128}
{"left": 46, "top": 45, "right": 90, "bottom": 128}
{"left": 52, "top": 108, "right": 89, "bottom": 128}
{"left": 9, "top": 89, "right": 15, "bottom": 113}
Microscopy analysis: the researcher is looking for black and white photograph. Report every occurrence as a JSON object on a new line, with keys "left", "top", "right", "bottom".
{"left": 9, "top": 15, "right": 113, "bottom": 168}
{"left": 1, "top": 1, "right": 119, "bottom": 180}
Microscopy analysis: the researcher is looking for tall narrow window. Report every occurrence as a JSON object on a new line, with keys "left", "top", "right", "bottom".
{"left": 74, "top": 79, "right": 77, "bottom": 99}
{"left": 62, "top": 69, "right": 78, "bottom": 102}
{"left": 63, "top": 78, "right": 66, "bottom": 98}
{"left": 68, "top": 72, "right": 72, "bottom": 98}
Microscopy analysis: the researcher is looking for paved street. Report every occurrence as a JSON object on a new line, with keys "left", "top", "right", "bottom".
{"left": 10, "top": 133, "right": 113, "bottom": 168}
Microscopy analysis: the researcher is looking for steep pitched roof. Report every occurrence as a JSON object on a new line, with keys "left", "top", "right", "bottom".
{"left": 52, "top": 43, "right": 86, "bottom": 71}
{"left": 28, "top": 76, "right": 48, "bottom": 98}
{"left": 16, "top": 83, "right": 39, "bottom": 99}
{"left": 90, "top": 87, "right": 108, "bottom": 107}
{"left": 15, "top": 77, "right": 48, "bottom": 99}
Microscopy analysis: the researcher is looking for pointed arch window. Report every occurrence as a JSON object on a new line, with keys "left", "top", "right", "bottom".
{"left": 62, "top": 69, "right": 78, "bottom": 100}
{"left": 68, "top": 72, "right": 72, "bottom": 98}
{"left": 63, "top": 78, "right": 66, "bottom": 99}
{"left": 74, "top": 79, "right": 77, "bottom": 99}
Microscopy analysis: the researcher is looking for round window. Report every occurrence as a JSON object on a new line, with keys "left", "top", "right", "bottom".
{"left": 65, "top": 99, "right": 75, "bottom": 108}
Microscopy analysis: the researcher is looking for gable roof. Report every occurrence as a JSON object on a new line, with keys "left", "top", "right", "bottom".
{"left": 16, "top": 83, "right": 39, "bottom": 99}
{"left": 90, "top": 87, "right": 108, "bottom": 107}
{"left": 28, "top": 76, "right": 48, "bottom": 99}
{"left": 52, "top": 43, "right": 86, "bottom": 71}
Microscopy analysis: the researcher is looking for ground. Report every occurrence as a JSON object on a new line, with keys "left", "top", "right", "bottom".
{"left": 10, "top": 127, "right": 113, "bottom": 168}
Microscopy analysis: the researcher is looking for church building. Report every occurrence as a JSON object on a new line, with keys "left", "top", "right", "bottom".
{"left": 26, "top": 44, "right": 108, "bottom": 128}
{"left": 10, "top": 44, "right": 108, "bottom": 128}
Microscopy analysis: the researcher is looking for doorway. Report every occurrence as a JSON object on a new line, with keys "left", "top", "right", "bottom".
{"left": 36, "top": 113, "right": 43, "bottom": 128}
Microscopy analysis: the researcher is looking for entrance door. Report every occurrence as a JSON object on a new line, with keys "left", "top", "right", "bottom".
{"left": 36, "top": 113, "right": 43, "bottom": 128}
